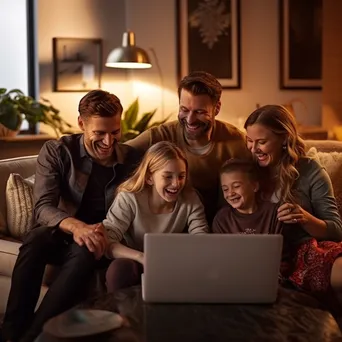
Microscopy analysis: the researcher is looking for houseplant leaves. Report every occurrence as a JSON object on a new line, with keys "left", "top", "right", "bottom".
{"left": 121, "top": 98, "right": 170, "bottom": 142}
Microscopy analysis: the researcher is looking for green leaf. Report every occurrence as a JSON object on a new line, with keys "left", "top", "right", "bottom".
{"left": 121, "top": 129, "right": 140, "bottom": 142}
{"left": 133, "top": 110, "right": 157, "bottom": 132}
{"left": 0, "top": 104, "right": 22, "bottom": 130}
{"left": 0, "top": 88, "right": 76, "bottom": 137}
{"left": 123, "top": 98, "right": 139, "bottom": 129}
{"left": 121, "top": 119, "right": 128, "bottom": 134}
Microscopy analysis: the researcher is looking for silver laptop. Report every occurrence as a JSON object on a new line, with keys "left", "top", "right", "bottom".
{"left": 142, "top": 233, "right": 283, "bottom": 304}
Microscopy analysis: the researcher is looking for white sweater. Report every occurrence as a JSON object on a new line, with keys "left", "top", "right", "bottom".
{"left": 103, "top": 188, "right": 209, "bottom": 251}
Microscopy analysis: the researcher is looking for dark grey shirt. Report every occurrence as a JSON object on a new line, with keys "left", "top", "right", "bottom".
{"left": 33, "top": 134, "right": 141, "bottom": 228}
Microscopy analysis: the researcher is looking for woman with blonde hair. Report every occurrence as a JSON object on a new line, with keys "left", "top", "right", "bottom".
{"left": 244, "top": 104, "right": 342, "bottom": 312}
{"left": 102, "top": 141, "right": 208, "bottom": 292}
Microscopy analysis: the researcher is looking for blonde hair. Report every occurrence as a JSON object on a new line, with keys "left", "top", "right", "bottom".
{"left": 117, "top": 141, "right": 188, "bottom": 194}
{"left": 244, "top": 104, "right": 306, "bottom": 203}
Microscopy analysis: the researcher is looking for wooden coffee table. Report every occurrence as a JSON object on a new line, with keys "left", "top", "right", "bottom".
{"left": 35, "top": 286, "right": 342, "bottom": 341}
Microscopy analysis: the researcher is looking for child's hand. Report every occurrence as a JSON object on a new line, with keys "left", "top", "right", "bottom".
{"left": 135, "top": 251, "right": 145, "bottom": 267}
{"left": 277, "top": 203, "right": 307, "bottom": 224}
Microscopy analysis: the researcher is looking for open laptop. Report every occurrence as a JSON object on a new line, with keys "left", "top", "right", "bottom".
{"left": 142, "top": 233, "right": 283, "bottom": 304}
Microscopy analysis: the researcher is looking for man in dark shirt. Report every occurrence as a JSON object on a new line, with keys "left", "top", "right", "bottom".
{"left": 2, "top": 90, "right": 141, "bottom": 342}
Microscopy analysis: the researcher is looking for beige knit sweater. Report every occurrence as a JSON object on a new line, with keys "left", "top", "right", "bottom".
{"left": 103, "top": 188, "right": 209, "bottom": 251}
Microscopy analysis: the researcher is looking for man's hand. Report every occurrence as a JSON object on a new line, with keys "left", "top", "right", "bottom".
{"left": 72, "top": 222, "right": 107, "bottom": 260}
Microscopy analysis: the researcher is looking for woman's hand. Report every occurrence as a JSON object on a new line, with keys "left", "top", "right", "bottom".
{"left": 277, "top": 202, "right": 328, "bottom": 239}
{"left": 277, "top": 203, "right": 309, "bottom": 225}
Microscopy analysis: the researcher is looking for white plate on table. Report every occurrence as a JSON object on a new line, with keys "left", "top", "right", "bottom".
{"left": 43, "top": 309, "right": 124, "bottom": 338}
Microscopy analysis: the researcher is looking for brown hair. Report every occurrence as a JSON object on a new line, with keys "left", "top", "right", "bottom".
{"left": 117, "top": 141, "right": 188, "bottom": 194}
{"left": 78, "top": 89, "right": 123, "bottom": 119}
{"left": 244, "top": 104, "right": 306, "bottom": 203}
{"left": 177, "top": 71, "right": 222, "bottom": 105}
{"left": 220, "top": 158, "right": 260, "bottom": 183}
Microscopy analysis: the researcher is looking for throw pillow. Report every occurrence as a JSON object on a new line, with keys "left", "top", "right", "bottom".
{"left": 0, "top": 212, "right": 6, "bottom": 234}
{"left": 306, "top": 147, "right": 342, "bottom": 217}
{"left": 6, "top": 173, "right": 35, "bottom": 240}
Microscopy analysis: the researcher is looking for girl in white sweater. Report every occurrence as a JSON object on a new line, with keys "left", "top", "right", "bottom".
{"left": 103, "top": 141, "right": 208, "bottom": 292}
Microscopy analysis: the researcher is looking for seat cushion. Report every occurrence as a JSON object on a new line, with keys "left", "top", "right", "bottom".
{"left": 0, "top": 238, "right": 21, "bottom": 278}
{"left": 0, "top": 236, "right": 61, "bottom": 285}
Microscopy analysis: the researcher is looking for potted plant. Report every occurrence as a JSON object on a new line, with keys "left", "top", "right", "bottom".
{"left": 121, "top": 98, "right": 170, "bottom": 142}
{"left": 0, "top": 88, "right": 75, "bottom": 137}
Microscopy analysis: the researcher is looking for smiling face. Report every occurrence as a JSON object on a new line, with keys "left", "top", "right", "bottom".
{"left": 148, "top": 158, "right": 187, "bottom": 204}
{"left": 178, "top": 89, "right": 219, "bottom": 145}
{"left": 245, "top": 123, "right": 285, "bottom": 167}
{"left": 220, "top": 171, "right": 259, "bottom": 214}
{"left": 78, "top": 115, "right": 121, "bottom": 165}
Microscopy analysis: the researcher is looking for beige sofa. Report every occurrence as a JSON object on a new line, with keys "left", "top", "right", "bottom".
{"left": 1, "top": 140, "right": 342, "bottom": 313}
{"left": 0, "top": 155, "right": 48, "bottom": 313}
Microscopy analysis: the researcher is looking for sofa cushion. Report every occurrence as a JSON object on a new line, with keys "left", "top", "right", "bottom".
{"left": 307, "top": 147, "right": 342, "bottom": 216}
{"left": 6, "top": 173, "right": 35, "bottom": 240}
{"left": 0, "top": 236, "right": 61, "bottom": 285}
{"left": 0, "top": 238, "right": 21, "bottom": 278}
{"left": 0, "top": 156, "right": 37, "bottom": 235}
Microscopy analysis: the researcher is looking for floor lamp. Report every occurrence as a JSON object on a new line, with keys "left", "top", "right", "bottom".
{"left": 106, "top": 31, "right": 165, "bottom": 118}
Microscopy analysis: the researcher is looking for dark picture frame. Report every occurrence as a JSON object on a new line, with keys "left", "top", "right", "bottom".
{"left": 53, "top": 38, "right": 102, "bottom": 92}
{"left": 279, "top": 0, "right": 322, "bottom": 90}
{"left": 176, "top": 0, "right": 241, "bottom": 89}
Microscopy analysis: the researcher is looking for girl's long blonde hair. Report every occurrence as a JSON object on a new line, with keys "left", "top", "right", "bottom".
{"left": 244, "top": 104, "right": 306, "bottom": 204}
{"left": 117, "top": 141, "right": 188, "bottom": 194}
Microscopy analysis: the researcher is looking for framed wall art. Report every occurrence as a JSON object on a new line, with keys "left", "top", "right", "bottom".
{"left": 279, "top": 0, "right": 322, "bottom": 90}
{"left": 53, "top": 37, "right": 102, "bottom": 92}
{"left": 176, "top": 0, "right": 241, "bottom": 89}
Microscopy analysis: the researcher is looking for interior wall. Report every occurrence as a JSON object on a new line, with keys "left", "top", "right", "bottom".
{"left": 125, "top": 0, "right": 322, "bottom": 129}
{"left": 37, "top": 0, "right": 129, "bottom": 134}
{"left": 322, "top": 0, "right": 342, "bottom": 129}
{"left": 37, "top": 0, "right": 322, "bottom": 134}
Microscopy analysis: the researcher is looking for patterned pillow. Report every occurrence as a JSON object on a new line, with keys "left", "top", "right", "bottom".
{"left": 307, "top": 147, "right": 342, "bottom": 217}
{"left": 6, "top": 173, "right": 35, "bottom": 240}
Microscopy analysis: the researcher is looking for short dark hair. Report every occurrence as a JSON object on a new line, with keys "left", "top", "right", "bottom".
{"left": 178, "top": 71, "right": 222, "bottom": 105}
{"left": 78, "top": 89, "right": 123, "bottom": 119}
{"left": 220, "top": 158, "right": 260, "bottom": 183}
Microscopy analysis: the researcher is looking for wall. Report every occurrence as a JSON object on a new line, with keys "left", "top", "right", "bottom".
{"left": 0, "top": 0, "right": 28, "bottom": 93}
{"left": 37, "top": 0, "right": 129, "bottom": 133}
{"left": 37, "top": 0, "right": 322, "bottom": 134}
{"left": 125, "top": 0, "right": 322, "bottom": 129}
{"left": 322, "top": 0, "right": 342, "bottom": 130}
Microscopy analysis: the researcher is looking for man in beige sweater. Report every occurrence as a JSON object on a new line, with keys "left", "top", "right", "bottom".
{"left": 125, "top": 71, "right": 250, "bottom": 224}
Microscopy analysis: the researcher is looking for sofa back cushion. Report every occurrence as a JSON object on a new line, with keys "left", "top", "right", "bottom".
{"left": 307, "top": 147, "right": 342, "bottom": 218}
{"left": 0, "top": 156, "right": 37, "bottom": 235}
{"left": 305, "top": 140, "right": 342, "bottom": 153}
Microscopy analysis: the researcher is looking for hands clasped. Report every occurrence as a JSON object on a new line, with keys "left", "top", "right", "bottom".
{"left": 73, "top": 223, "right": 108, "bottom": 260}
{"left": 277, "top": 203, "right": 308, "bottom": 225}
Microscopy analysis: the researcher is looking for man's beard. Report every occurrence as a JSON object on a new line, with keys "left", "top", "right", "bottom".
{"left": 179, "top": 118, "right": 212, "bottom": 140}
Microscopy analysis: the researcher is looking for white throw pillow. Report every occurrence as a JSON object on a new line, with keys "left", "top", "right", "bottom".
{"left": 306, "top": 147, "right": 342, "bottom": 216}
{"left": 6, "top": 173, "right": 35, "bottom": 240}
